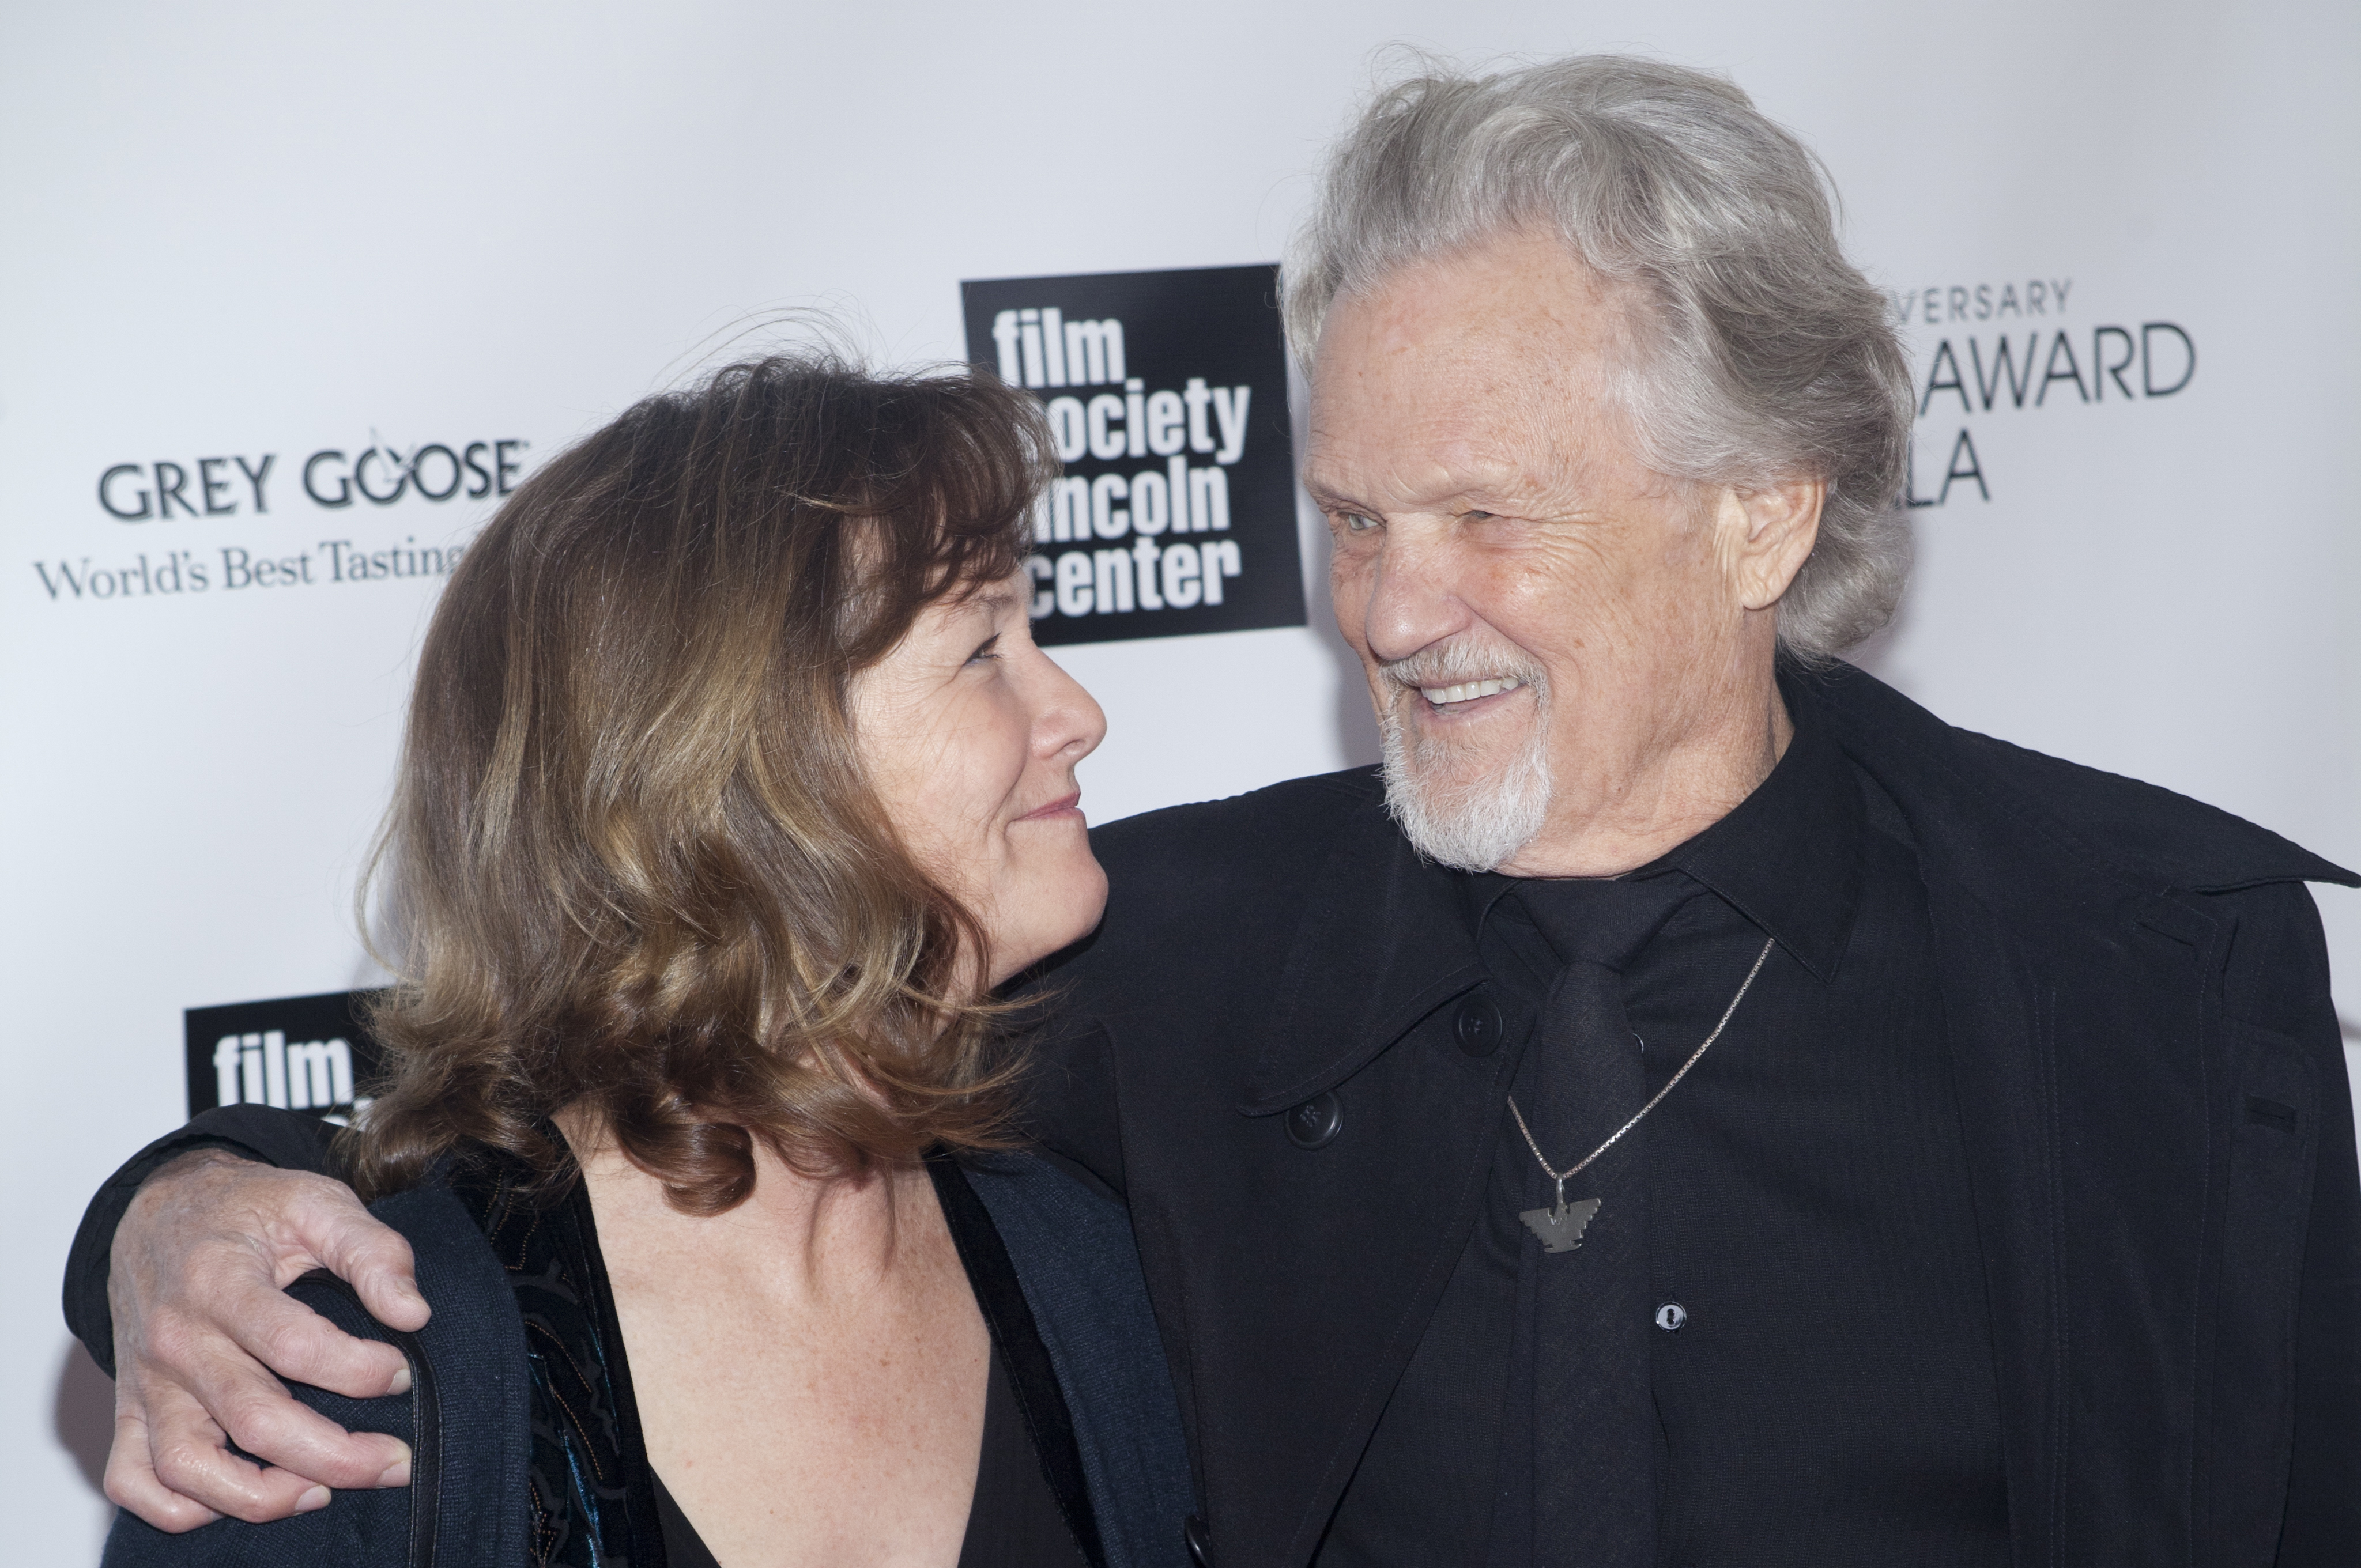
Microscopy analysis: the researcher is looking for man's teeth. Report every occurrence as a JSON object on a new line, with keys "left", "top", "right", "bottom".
{"left": 1420, "top": 677, "right": 1524, "bottom": 706}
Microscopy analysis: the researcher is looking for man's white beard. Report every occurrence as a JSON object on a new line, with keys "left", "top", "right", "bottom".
{"left": 1376, "top": 654, "right": 1553, "bottom": 874}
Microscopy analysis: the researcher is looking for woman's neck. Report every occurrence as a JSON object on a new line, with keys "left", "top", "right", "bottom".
{"left": 550, "top": 1104, "right": 989, "bottom": 1568}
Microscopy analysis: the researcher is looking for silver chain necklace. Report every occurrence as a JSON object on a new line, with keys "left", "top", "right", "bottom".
{"left": 1508, "top": 934, "right": 1775, "bottom": 1253}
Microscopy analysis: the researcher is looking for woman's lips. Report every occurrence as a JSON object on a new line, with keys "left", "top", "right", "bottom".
{"left": 1015, "top": 792, "right": 1084, "bottom": 823}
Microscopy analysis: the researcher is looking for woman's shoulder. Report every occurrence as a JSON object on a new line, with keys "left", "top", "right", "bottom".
{"left": 103, "top": 1172, "right": 537, "bottom": 1568}
{"left": 103, "top": 1259, "right": 423, "bottom": 1566}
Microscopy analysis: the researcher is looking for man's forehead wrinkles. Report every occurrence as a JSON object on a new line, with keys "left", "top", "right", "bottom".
{"left": 1315, "top": 447, "right": 1484, "bottom": 511}
{"left": 1328, "top": 425, "right": 1590, "bottom": 511}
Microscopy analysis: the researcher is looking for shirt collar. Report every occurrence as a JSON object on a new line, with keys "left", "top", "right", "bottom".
{"left": 1456, "top": 666, "right": 1865, "bottom": 984}
{"left": 1649, "top": 666, "right": 1863, "bottom": 982}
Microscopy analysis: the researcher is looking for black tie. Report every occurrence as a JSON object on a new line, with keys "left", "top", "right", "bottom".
{"left": 1508, "top": 874, "right": 1698, "bottom": 1568}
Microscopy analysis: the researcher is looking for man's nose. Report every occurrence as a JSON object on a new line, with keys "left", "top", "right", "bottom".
{"left": 1355, "top": 526, "right": 1471, "bottom": 664}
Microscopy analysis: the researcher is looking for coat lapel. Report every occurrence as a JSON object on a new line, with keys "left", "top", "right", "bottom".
{"left": 1240, "top": 804, "right": 1490, "bottom": 1114}
{"left": 1137, "top": 801, "right": 1522, "bottom": 1568}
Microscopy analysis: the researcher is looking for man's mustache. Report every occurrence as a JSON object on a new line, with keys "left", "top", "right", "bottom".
{"left": 1377, "top": 641, "right": 1551, "bottom": 703}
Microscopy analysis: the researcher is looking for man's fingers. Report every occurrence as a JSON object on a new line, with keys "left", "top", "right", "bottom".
{"left": 104, "top": 1401, "right": 222, "bottom": 1534}
{"left": 179, "top": 1339, "right": 413, "bottom": 1493}
{"left": 104, "top": 1150, "right": 418, "bottom": 1521}
{"left": 126, "top": 1382, "right": 340, "bottom": 1527}
{"left": 301, "top": 1201, "right": 429, "bottom": 1335}
{"left": 206, "top": 1278, "right": 412, "bottom": 1401}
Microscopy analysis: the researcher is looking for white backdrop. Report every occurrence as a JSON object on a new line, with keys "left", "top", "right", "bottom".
{"left": 4, "top": 2, "right": 2355, "bottom": 1557}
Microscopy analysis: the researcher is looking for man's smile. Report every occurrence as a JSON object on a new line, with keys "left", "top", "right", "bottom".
{"left": 1419, "top": 675, "right": 1527, "bottom": 710}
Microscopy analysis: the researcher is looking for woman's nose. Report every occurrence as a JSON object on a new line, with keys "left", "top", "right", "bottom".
{"left": 1034, "top": 652, "right": 1107, "bottom": 762}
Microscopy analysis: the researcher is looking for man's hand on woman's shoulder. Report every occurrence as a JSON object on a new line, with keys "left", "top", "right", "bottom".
{"left": 103, "top": 1149, "right": 428, "bottom": 1531}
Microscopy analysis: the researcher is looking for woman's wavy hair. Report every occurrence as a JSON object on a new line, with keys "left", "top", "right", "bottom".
{"left": 344, "top": 352, "right": 1055, "bottom": 1212}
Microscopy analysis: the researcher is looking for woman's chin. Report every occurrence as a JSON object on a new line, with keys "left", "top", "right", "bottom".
{"left": 989, "top": 875, "right": 1109, "bottom": 985}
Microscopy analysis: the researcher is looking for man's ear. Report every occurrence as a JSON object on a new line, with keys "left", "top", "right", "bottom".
{"left": 1714, "top": 475, "right": 1826, "bottom": 611}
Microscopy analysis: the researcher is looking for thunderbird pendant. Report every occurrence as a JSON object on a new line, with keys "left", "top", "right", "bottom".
{"left": 1519, "top": 1196, "right": 1601, "bottom": 1254}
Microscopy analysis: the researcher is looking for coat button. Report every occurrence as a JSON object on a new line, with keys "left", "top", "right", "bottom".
{"left": 1453, "top": 991, "right": 1504, "bottom": 1057}
{"left": 1654, "top": 1302, "right": 1687, "bottom": 1332}
{"left": 1285, "top": 1091, "right": 1343, "bottom": 1149}
{"left": 1185, "top": 1512, "right": 1214, "bottom": 1565}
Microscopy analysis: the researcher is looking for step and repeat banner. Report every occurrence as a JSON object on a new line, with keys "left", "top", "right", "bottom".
{"left": 3, "top": 1, "right": 2354, "bottom": 1554}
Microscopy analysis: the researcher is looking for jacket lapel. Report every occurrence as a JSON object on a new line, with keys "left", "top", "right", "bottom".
{"left": 1240, "top": 803, "right": 1491, "bottom": 1114}
{"left": 1146, "top": 800, "right": 1521, "bottom": 1568}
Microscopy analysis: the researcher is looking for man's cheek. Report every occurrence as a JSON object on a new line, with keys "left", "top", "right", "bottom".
{"left": 1329, "top": 554, "right": 1376, "bottom": 635}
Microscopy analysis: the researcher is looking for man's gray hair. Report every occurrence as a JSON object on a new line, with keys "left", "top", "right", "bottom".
{"left": 1284, "top": 55, "right": 1914, "bottom": 659}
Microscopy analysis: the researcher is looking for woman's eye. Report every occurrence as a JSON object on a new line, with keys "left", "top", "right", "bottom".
{"left": 1459, "top": 509, "right": 1496, "bottom": 523}
{"left": 967, "top": 634, "right": 1002, "bottom": 664}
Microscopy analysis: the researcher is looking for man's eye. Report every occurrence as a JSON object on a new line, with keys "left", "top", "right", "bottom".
{"left": 1341, "top": 512, "right": 1379, "bottom": 534}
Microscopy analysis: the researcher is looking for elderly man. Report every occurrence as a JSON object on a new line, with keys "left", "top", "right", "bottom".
{"left": 65, "top": 55, "right": 2359, "bottom": 1568}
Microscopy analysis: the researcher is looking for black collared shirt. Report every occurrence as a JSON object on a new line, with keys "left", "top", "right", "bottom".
{"left": 1317, "top": 677, "right": 2009, "bottom": 1566}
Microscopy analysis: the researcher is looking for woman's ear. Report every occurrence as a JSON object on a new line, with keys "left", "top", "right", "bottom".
{"left": 1714, "top": 475, "right": 1826, "bottom": 612}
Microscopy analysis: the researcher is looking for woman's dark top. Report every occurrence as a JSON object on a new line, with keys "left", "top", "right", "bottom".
{"left": 957, "top": 1344, "right": 1093, "bottom": 1567}
{"left": 650, "top": 1344, "right": 1079, "bottom": 1568}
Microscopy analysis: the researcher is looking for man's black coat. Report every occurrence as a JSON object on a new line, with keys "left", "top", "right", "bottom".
{"left": 1024, "top": 664, "right": 2360, "bottom": 1568}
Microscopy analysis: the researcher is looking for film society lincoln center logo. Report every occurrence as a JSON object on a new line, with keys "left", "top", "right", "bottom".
{"left": 962, "top": 265, "right": 1306, "bottom": 646}
{"left": 186, "top": 990, "right": 385, "bottom": 1124}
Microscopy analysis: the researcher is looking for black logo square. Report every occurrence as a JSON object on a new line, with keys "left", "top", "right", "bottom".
{"left": 961, "top": 264, "right": 1307, "bottom": 647}
{"left": 185, "top": 989, "right": 386, "bottom": 1125}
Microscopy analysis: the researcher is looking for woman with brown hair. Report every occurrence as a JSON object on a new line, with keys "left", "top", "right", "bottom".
{"left": 96, "top": 353, "right": 1193, "bottom": 1568}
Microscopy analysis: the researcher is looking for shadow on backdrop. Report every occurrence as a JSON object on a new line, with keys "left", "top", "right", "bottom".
{"left": 54, "top": 1336, "right": 111, "bottom": 1498}
{"left": 1306, "top": 544, "right": 1382, "bottom": 772}
{"left": 1287, "top": 359, "right": 1383, "bottom": 774}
